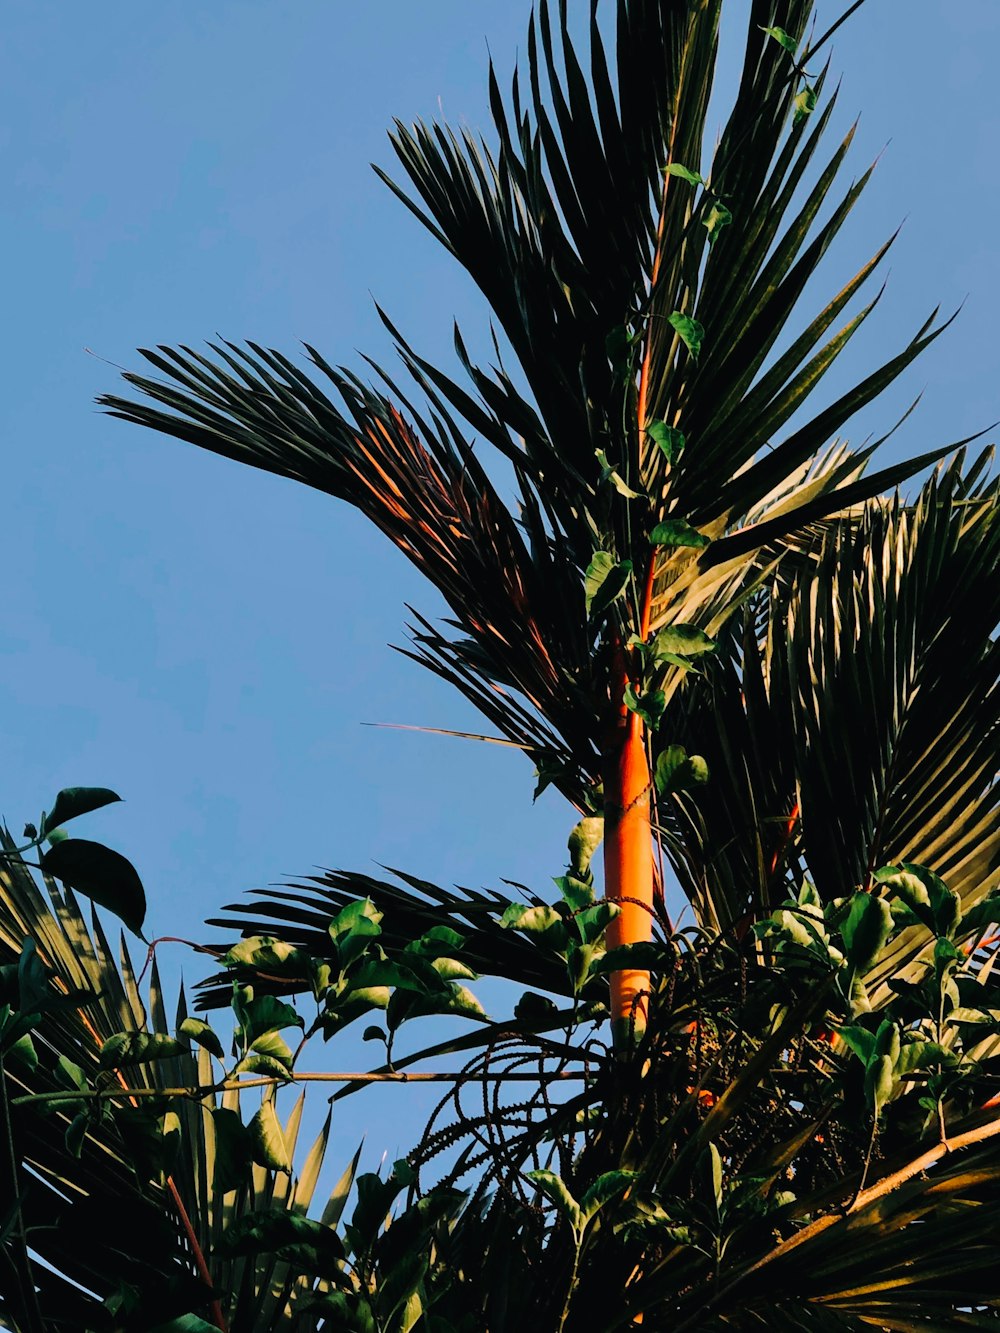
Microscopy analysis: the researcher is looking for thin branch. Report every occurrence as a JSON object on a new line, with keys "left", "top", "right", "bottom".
{"left": 13, "top": 1067, "right": 592, "bottom": 1107}
{"left": 360, "top": 721, "right": 529, "bottom": 747}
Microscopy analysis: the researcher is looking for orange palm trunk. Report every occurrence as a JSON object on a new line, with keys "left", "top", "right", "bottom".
{"left": 603, "top": 651, "right": 655, "bottom": 1040}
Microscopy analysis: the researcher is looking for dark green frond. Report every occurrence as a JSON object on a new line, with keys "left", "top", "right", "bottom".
{"left": 197, "top": 866, "right": 584, "bottom": 1011}
{"left": 657, "top": 454, "right": 1000, "bottom": 936}
{"left": 101, "top": 0, "right": 950, "bottom": 816}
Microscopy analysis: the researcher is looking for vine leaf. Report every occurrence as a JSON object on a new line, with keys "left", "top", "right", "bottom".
{"left": 667, "top": 312, "right": 705, "bottom": 360}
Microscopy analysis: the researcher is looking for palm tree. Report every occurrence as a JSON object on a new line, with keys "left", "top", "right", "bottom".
{"left": 37, "top": 0, "right": 1000, "bottom": 1324}
{"left": 101, "top": 0, "right": 960, "bottom": 1029}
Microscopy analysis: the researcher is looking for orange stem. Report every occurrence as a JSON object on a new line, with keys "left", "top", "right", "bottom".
{"left": 604, "top": 648, "right": 655, "bottom": 1038}
{"left": 768, "top": 802, "right": 800, "bottom": 877}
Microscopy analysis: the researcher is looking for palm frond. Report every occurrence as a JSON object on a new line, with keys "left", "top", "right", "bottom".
{"left": 0, "top": 833, "right": 347, "bottom": 1331}
{"left": 100, "top": 0, "right": 949, "bottom": 820}
{"left": 654, "top": 453, "right": 1000, "bottom": 935}
{"left": 197, "top": 866, "right": 584, "bottom": 1012}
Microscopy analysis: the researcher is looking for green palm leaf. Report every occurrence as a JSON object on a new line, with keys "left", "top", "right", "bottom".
{"left": 100, "top": 0, "right": 950, "bottom": 820}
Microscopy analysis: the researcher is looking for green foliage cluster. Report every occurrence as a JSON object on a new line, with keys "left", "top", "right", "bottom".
{"left": 5, "top": 774, "right": 1000, "bottom": 1328}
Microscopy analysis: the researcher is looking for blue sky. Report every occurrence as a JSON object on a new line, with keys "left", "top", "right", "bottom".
{"left": 3, "top": 1, "right": 998, "bottom": 1166}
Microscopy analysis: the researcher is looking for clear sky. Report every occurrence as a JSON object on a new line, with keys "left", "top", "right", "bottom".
{"left": 3, "top": 1, "right": 998, "bottom": 1168}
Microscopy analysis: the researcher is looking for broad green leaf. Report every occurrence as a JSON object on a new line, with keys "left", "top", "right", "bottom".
{"left": 645, "top": 420, "right": 685, "bottom": 462}
{"left": 405, "top": 925, "right": 466, "bottom": 958}
{"left": 250, "top": 1029, "right": 294, "bottom": 1068}
{"left": 957, "top": 893, "right": 1000, "bottom": 938}
{"left": 874, "top": 1019, "right": 900, "bottom": 1064}
{"left": 877, "top": 863, "right": 959, "bottom": 936}
{"left": 341, "top": 985, "right": 390, "bottom": 1010}
{"left": 841, "top": 892, "right": 892, "bottom": 973}
{"left": 114, "top": 1104, "right": 180, "bottom": 1182}
{"left": 864, "top": 1053, "right": 895, "bottom": 1113}
{"left": 514, "top": 992, "right": 558, "bottom": 1022}
{"left": 596, "top": 447, "right": 643, "bottom": 499}
{"left": 329, "top": 897, "right": 383, "bottom": 937}
{"left": 771, "top": 909, "right": 820, "bottom": 951}
{"left": 575, "top": 900, "right": 617, "bottom": 941}
{"left": 798, "top": 882, "right": 822, "bottom": 910}
{"left": 903, "top": 862, "right": 960, "bottom": 937}
{"left": 99, "top": 1031, "right": 185, "bottom": 1069}
{"left": 40, "top": 838, "right": 146, "bottom": 937}
{"left": 348, "top": 957, "right": 437, "bottom": 993}
{"left": 875, "top": 866, "right": 935, "bottom": 930}
{"left": 760, "top": 24, "right": 797, "bottom": 51}
{"left": 249, "top": 1099, "right": 291, "bottom": 1173}
{"left": 348, "top": 1167, "right": 410, "bottom": 1251}
{"left": 793, "top": 85, "right": 818, "bottom": 124}
{"left": 41, "top": 787, "right": 122, "bottom": 838}
{"left": 385, "top": 987, "right": 415, "bottom": 1032}
{"left": 65, "top": 1110, "right": 89, "bottom": 1159}
{"left": 667, "top": 311, "right": 704, "bottom": 360}
{"left": 568, "top": 816, "right": 604, "bottom": 879}
{"left": 430, "top": 956, "right": 478, "bottom": 982}
{"left": 525, "top": 1170, "right": 582, "bottom": 1233}
{"left": 833, "top": 1024, "right": 875, "bottom": 1065}
{"left": 178, "top": 1016, "right": 224, "bottom": 1060}
{"left": 585, "top": 552, "right": 633, "bottom": 619}
{"left": 703, "top": 200, "right": 733, "bottom": 245}
{"left": 654, "top": 746, "right": 710, "bottom": 796}
{"left": 500, "top": 903, "right": 568, "bottom": 950}
{"left": 333, "top": 916, "right": 382, "bottom": 968}
{"left": 211, "top": 1106, "right": 252, "bottom": 1193}
{"left": 896, "top": 1040, "right": 951, "bottom": 1076}
{"left": 649, "top": 518, "right": 710, "bottom": 549}
{"left": 580, "top": 1170, "right": 637, "bottom": 1222}
{"left": 665, "top": 162, "right": 704, "bottom": 185}
{"left": 554, "top": 874, "right": 595, "bottom": 911}
{"left": 6, "top": 1033, "right": 37, "bottom": 1073}
{"left": 392, "top": 953, "right": 453, "bottom": 995}
{"left": 224, "top": 934, "right": 304, "bottom": 973}
{"left": 706, "top": 1143, "right": 724, "bottom": 1210}
{"left": 624, "top": 683, "right": 666, "bottom": 730}
{"left": 218, "top": 1206, "right": 344, "bottom": 1270}
{"left": 443, "top": 983, "right": 485, "bottom": 1017}
{"left": 231, "top": 1052, "right": 295, "bottom": 1081}
{"left": 590, "top": 942, "right": 660, "bottom": 977}
{"left": 567, "top": 941, "right": 601, "bottom": 994}
{"left": 648, "top": 625, "right": 716, "bottom": 658}
{"left": 850, "top": 974, "right": 871, "bottom": 1015}
{"left": 240, "top": 993, "right": 304, "bottom": 1043}
{"left": 54, "top": 1055, "right": 89, "bottom": 1093}
{"left": 947, "top": 1007, "right": 1000, "bottom": 1027}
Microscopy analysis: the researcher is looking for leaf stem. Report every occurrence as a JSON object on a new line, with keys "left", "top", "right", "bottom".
{"left": 13, "top": 1068, "right": 591, "bottom": 1107}
{"left": 557, "top": 1244, "right": 582, "bottom": 1333}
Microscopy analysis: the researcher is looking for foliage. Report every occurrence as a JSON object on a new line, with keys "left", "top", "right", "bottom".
{"left": 4, "top": 0, "right": 1000, "bottom": 1329}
